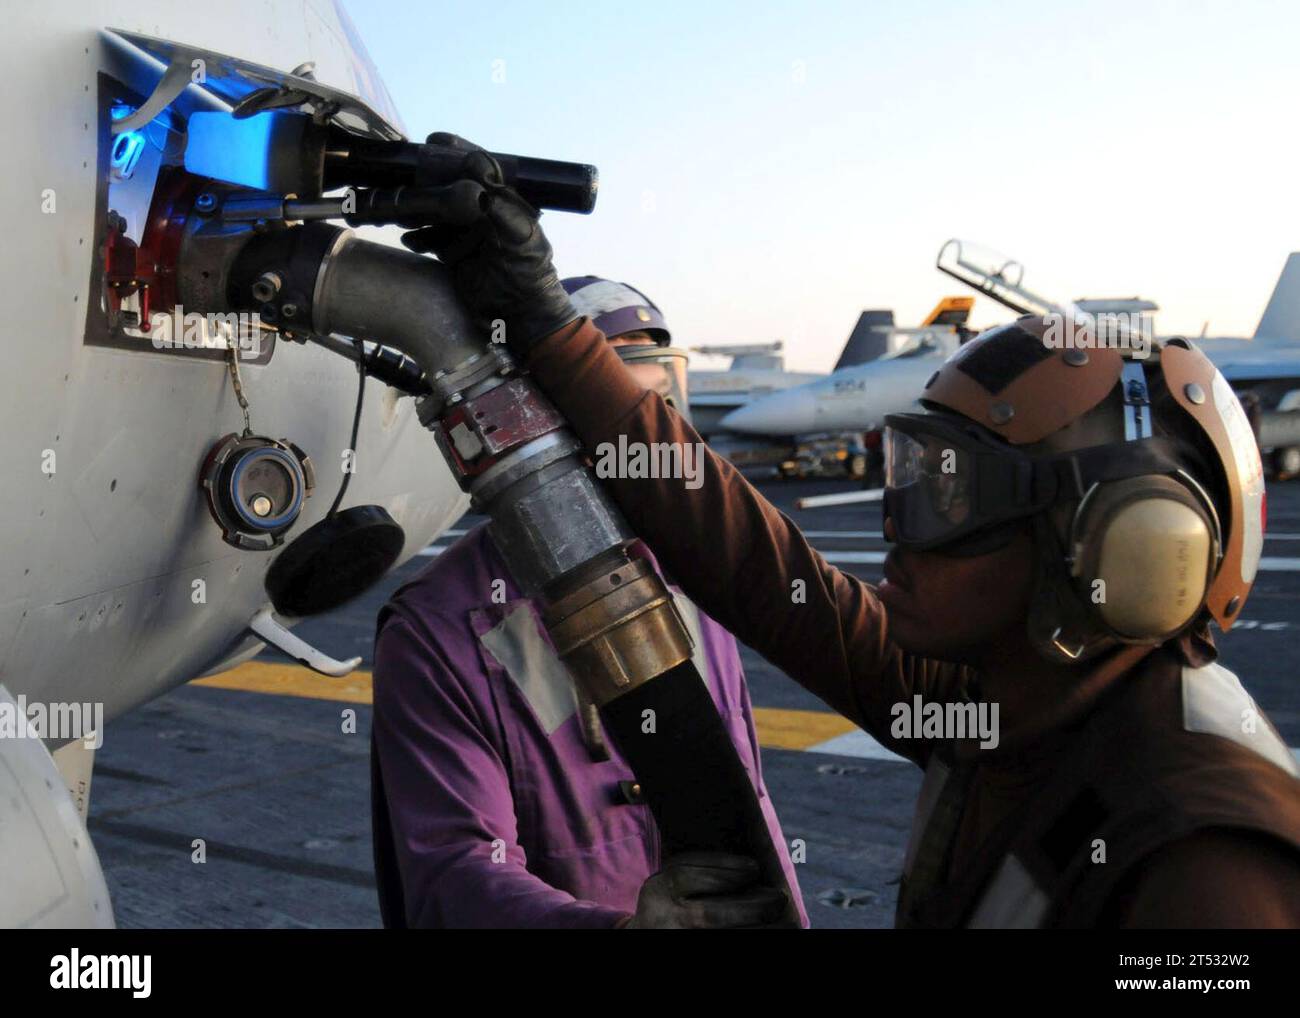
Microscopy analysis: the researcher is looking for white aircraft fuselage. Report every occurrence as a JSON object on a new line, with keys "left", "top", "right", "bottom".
{"left": 2, "top": 0, "right": 467, "bottom": 928}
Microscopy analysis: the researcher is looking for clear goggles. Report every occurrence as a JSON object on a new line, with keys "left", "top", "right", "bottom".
{"left": 883, "top": 411, "right": 1191, "bottom": 553}
{"left": 615, "top": 345, "right": 691, "bottom": 423}
{"left": 882, "top": 412, "right": 1057, "bottom": 552}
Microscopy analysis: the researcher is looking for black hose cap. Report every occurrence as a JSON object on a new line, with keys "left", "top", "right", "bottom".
{"left": 265, "top": 504, "right": 406, "bottom": 617}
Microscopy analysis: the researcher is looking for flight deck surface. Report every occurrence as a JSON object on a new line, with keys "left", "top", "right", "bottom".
{"left": 89, "top": 477, "right": 1300, "bottom": 929}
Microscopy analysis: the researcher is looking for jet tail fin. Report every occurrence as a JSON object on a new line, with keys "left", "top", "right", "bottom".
{"left": 1255, "top": 253, "right": 1300, "bottom": 341}
{"left": 834, "top": 310, "right": 894, "bottom": 370}
{"left": 921, "top": 296, "right": 974, "bottom": 327}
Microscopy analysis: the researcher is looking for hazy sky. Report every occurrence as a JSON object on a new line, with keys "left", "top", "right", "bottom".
{"left": 347, "top": 0, "right": 1300, "bottom": 371}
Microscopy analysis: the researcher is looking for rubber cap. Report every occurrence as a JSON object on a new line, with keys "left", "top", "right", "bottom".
{"left": 265, "top": 505, "right": 405, "bottom": 617}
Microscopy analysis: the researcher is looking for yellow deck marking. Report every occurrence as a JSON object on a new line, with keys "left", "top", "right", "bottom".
{"left": 192, "top": 661, "right": 374, "bottom": 705}
{"left": 749, "top": 706, "right": 857, "bottom": 749}
{"left": 192, "top": 663, "right": 856, "bottom": 748}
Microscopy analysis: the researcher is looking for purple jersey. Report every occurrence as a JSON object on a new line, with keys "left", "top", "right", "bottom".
{"left": 371, "top": 524, "right": 806, "bottom": 928}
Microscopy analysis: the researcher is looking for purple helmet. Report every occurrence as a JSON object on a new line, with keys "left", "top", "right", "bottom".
{"left": 560, "top": 276, "right": 670, "bottom": 345}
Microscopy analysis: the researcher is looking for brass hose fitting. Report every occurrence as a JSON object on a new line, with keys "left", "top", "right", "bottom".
{"left": 542, "top": 557, "right": 693, "bottom": 707}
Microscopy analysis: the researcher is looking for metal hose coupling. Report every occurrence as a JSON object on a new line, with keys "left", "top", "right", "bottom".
{"left": 542, "top": 555, "right": 694, "bottom": 707}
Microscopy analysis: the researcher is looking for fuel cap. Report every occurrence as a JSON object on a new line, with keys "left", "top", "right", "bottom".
{"left": 199, "top": 433, "right": 315, "bottom": 550}
{"left": 265, "top": 504, "right": 406, "bottom": 617}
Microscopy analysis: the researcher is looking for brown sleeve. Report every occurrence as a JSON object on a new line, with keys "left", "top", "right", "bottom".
{"left": 1113, "top": 828, "right": 1300, "bottom": 928}
{"left": 525, "top": 318, "right": 965, "bottom": 761}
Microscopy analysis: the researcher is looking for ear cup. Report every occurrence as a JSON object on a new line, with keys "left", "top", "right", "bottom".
{"left": 1069, "top": 475, "right": 1218, "bottom": 641}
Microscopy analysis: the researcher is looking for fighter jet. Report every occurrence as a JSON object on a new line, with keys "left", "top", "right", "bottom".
{"left": 689, "top": 319, "right": 899, "bottom": 469}
{"left": 718, "top": 298, "right": 974, "bottom": 437}
{"left": 687, "top": 341, "right": 824, "bottom": 437}
{"left": 2, "top": 1, "right": 472, "bottom": 927}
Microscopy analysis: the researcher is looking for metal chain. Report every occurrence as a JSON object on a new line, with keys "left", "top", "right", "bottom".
{"left": 225, "top": 339, "right": 253, "bottom": 437}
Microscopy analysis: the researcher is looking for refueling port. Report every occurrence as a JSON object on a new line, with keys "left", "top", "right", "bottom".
{"left": 88, "top": 76, "right": 274, "bottom": 366}
{"left": 198, "top": 433, "right": 315, "bottom": 550}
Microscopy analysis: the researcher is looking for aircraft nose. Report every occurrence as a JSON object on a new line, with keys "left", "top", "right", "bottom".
{"left": 720, "top": 388, "right": 818, "bottom": 435}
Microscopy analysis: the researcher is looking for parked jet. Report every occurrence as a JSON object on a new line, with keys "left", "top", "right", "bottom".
{"left": 689, "top": 314, "right": 909, "bottom": 469}
{"left": 687, "top": 342, "right": 823, "bottom": 437}
{"left": 718, "top": 297, "right": 974, "bottom": 437}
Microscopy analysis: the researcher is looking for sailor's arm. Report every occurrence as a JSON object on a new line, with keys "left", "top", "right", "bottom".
{"left": 393, "top": 150, "right": 963, "bottom": 756}
{"left": 526, "top": 317, "right": 962, "bottom": 757}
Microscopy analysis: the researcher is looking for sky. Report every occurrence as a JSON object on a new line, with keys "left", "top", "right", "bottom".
{"left": 346, "top": 0, "right": 1300, "bottom": 371}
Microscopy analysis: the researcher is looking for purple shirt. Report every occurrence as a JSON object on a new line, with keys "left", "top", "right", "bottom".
{"left": 371, "top": 524, "right": 806, "bottom": 928}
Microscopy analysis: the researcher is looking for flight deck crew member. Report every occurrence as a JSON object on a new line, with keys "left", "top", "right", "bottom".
{"left": 393, "top": 136, "right": 1300, "bottom": 928}
{"left": 370, "top": 276, "right": 806, "bottom": 929}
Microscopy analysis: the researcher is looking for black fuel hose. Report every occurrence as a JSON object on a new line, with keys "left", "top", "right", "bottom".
{"left": 601, "top": 658, "right": 800, "bottom": 925}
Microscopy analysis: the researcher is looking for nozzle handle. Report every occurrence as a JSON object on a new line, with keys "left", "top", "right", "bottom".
{"left": 487, "top": 154, "right": 599, "bottom": 215}
{"left": 404, "top": 146, "right": 599, "bottom": 214}
{"left": 325, "top": 134, "right": 599, "bottom": 214}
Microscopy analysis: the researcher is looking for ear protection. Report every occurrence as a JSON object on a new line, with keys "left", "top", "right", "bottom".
{"left": 1065, "top": 471, "right": 1222, "bottom": 643}
{"left": 1031, "top": 360, "right": 1226, "bottom": 661}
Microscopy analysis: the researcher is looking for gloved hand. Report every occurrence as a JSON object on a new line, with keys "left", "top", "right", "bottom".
{"left": 400, "top": 133, "right": 579, "bottom": 359}
{"left": 623, "top": 852, "right": 794, "bottom": 929}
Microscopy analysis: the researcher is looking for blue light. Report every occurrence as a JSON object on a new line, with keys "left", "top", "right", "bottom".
{"left": 183, "top": 111, "right": 278, "bottom": 191}
{"left": 108, "top": 102, "right": 147, "bottom": 179}
{"left": 111, "top": 130, "right": 145, "bottom": 178}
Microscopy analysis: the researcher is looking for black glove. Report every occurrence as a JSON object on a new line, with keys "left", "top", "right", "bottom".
{"left": 400, "top": 133, "right": 578, "bottom": 359}
{"left": 623, "top": 852, "right": 794, "bottom": 929}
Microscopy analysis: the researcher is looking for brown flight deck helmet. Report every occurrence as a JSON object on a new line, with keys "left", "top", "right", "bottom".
{"left": 884, "top": 313, "right": 1266, "bottom": 664}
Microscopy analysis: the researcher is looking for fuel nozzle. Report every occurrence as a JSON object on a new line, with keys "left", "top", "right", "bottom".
{"left": 185, "top": 110, "right": 598, "bottom": 216}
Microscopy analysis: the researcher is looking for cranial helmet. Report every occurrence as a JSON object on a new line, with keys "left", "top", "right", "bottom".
{"left": 561, "top": 275, "right": 692, "bottom": 422}
{"left": 882, "top": 314, "right": 1266, "bottom": 663}
{"left": 561, "top": 276, "right": 671, "bottom": 345}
